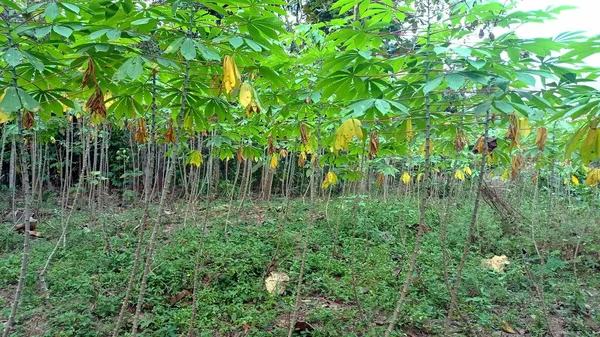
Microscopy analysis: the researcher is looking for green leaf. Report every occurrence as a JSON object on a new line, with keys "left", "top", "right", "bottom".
{"left": 122, "top": 0, "right": 133, "bottom": 13}
{"left": 106, "top": 29, "right": 121, "bottom": 40}
{"left": 89, "top": 28, "right": 109, "bottom": 39}
{"left": 53, "top": 25, "right": 73, "bottom": 38}
{"left": 18, "top": 88, "right": 40, "bottom": 111}
{"left": 565, "top": 124, "right": 588, "bottom": 159}
{"left": 348, "top": 99, "right": 374, "bottom": 115}
{"left": 164, "top": 37, "right": 184, "bottom": 54}
{"left": 60, "top": 2, "right": 80, "bottom": 14}
{"left": 473, "top": 101, "right": 492, "bottom": 114}
{"left": 454, "top": 47, "right": 472, "bottom": 57}
{"left": 445, "top": 73, "right": 465, "bottom": 90}
{"left": 494, "top": 101, "right": 514, "bottom": 113}
{"left": 467, "top": 58, "right": 486, "bottom": 70}
{"left": 0, "top": 87, "right": 20, "bottom": 112}
{"left": 229, "top": 36, "right": 243, "bottom": 49}
{"left": 180, "top": 38, "right": 196, "bottom": 60}
{"left": 126, "top": 57, "right": 144, "bottom": 80}
{"left": 423, "top": 76, "right": 444, "bottom": 94}
{"left": 34, "top": 26, "right": 52, "bottom": 39}
{"left": 244, "top": 38, "right": 262, "bottom": 52}
{"left": 3, "top": 48, "right": 23, "bottom": 67}
{"left": 197, "top": 43, "right": 220, "bottom": 61}
{"left": 45, "top": 2, "right": 60, "bottom": 21}
{"left": 22, "top": 51, "right": 45, "bottom": 72}
{"left": 131, "top": 18, "right": 151, "bottom": 25}
{"left": 374, "top": 99, "right": 391, "bottom": 114}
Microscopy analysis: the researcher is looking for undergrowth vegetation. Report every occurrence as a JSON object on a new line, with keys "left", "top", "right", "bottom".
{"left": 1, "top": 190, "right": 599, "bottom": 336}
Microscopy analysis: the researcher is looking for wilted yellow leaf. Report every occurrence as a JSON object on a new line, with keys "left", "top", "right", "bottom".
{"left": 464, "top": 167, "right": 472, "bottom": 176}
{"left": 333, "top": 119, "right": 363, "bottom": 152}
{"left": 0, "top": 111, "right": 9, "bottom": 124}
{"left": 405, "top": 118, "right": 414, "bottom": 142}
{"left": 482, "top": 255, "right": 510, "bottom": 273}
{"left": 322, "top": 171, "right": 338, "bottom": 189}
{"left": 417, "top": 172, "right": 424, "bottom": 182}
{"left": 239, "top": 82, "right": 253, "bottom": 108}
{"left": 501, "top": 321, "right": 517, "bottom": 334}
{"left": 419, "top": 139, "right": 434, "bottom": 156}
{"left": 519, "top": 118, "right": 531, "bottom": 138}
{"left": 501, "top": 169, "right": 510, "bottom": 182}
{"left": 572, "top": 175, "right": 580, "bottom": 185}
{"left": 581, "top": 127, "right": 598, "bottom": 165}
{"left": 269, "top": 154, "right": 278, "bottom": 169}
{"left": 401, "top": 172, "right": 411, "bottom": 184}
{"left": 377, "top": 172, "right": 384, "bottom": 187}
{"left": 265, "top": 271, "right": 289, "bottom": 295}
{"left": 298, "top": 151, "right": 307, "bottom": 167}
{"left": 188, "top": 150, "right": 203, "bottom": 167}
{"left": 454, "top": 169, "right": 465, "bottom": 181}
{"left": 585, "top": 168, "right": 600, "bottom": 186}
{"left": 222, "top": 55, "right": 241, "bottom": 94}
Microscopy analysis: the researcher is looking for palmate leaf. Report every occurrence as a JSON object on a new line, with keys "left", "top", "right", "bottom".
{"left": 565, "top": 124, "right": 588, "bottom": 160}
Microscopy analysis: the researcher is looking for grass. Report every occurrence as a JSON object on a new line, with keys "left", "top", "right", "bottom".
{"left": 1, "top": 188, "right": 599, "bottom": 336}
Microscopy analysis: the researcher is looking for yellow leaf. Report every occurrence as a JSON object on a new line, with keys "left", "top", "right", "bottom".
{"left": 585, "top": 168, "right": 600, "bottom": 186}
{"left": 419, "top": 139, "right": 434, "bottom": 156}
{"left": 519, "top": 118, "right": 531, "bottom": 138}
{"left": 464, "top": 167, "right": 472, "bottom": 176}
{"left": 405, "top": 118, "right": 414, "bottom": 142}
{"left": 187, "top": 150, "right": 203, "bottom": 167}
{"left": 104, "top": 91, "right": 114, "bottom": 108}
{"left": 377, "top": 172, "right": 384, "bottom": 187}
{"left": 454, "top": 169, "right": 465, "bottom": 181}
{"left": 333, "top": 119, "right": 363, "bottom": 152}
{"left": 581, "top": 128, "right": 598, "bottom": 165}
{"left": 239, "top": 82, "right": 253, "bottom": 108}
{"left": 322, "top": 171, "right": 338, "bottom": 189}
{"left": 298, "top": 151, "right": 307, "bottom": 167}
{"left": 417, "top": 172, "right": 424, "bottom": 182}
{"left": 482, "top": 255, "right": 510, "bottom": 273}
{"left": 501, "top": 169, "right": 510, "bottom": 182}
{"left": 501, "top": 321, "right": 517, "bottom": 334}
{"left": 401, "top": 172, "right": 411, "bottom": 184}
{"left": 222, "top": 55, "right": 241, "bottom": 94}
{"left": 269, "top": 154, "right": 278, "bottom": 169}
{"left": 265, "top": 271, "right": 289, "bottom": 295}
{"left": 0, "top": 111, "right": 9, "bottom": 124}
{"left": 572, "top": 175, "right": 580, "bottom": 185}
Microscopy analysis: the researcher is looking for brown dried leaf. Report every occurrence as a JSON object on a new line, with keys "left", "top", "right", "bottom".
{"left": 267, "top": 135, "right": 275, "bottom": 155}
{"left": 236, "top": 146, "right": 245, "bottom": 163}
{"left": 164, "top": 119, "right": 175, "bottom": 143}
{"left": 300, "top": 123, "right": 309, "bottom": 145}
{"left": 455, "top": 129, "right": 467, "bottom": 152}
{"left": 81, "top": 58, "right": 96, "bottom": 88}
{"left": 535, "top": 127, "right": 548, "bottom": 151}
{"left": 369, "top": 131, "right": 379, "bottom": 159}
{"left": 168, "top": 289, "right": 191, "bottom": 305}
{"left": 134, "top": 119, "right": 149, "bottom": 143}
{"left": 22, "top": 110, "right": 34, "bottom": 130}
{"left": 505, "top": 114, "right": 520, "bottom": 149}
{"left": 511, "top": 154, "right": 525, "bottom": 180}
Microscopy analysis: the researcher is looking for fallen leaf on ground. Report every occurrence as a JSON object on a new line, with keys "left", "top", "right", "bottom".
{"left": 169, "top": 289, "right": 190, "bottom": 305}
{"left": 482, "top": 255, "right": 510, "bottom": 273}
{"left": 501, "top": 321, "right": 517, "bottom": 334}
{"left": 265, "top": 271, "right": 289, "bottom": 295}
